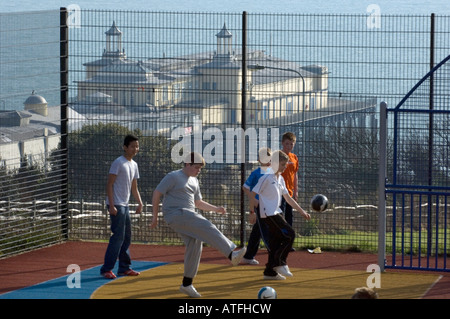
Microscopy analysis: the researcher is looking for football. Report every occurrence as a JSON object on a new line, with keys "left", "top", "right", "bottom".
{"left": 311, "top": 194, "right": 328, "bottom": 212}
{"left": 257, "top": 286, "right": 277, "bottom": 299}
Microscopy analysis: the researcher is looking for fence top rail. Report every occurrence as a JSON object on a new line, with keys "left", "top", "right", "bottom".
{"left": 386, "top": 190, "right": 450, "bottom": 196}
{"left": 387, "top": 108, "right": 450, "bottom": 114}
{"left": 386, "top": 185, "right": 450, "bottom": 196}
{"left": 386, "top": 184, "right": 450, "bottom": 191}
{"left": 52, "top": 9, "right": 450, "bottom": 17}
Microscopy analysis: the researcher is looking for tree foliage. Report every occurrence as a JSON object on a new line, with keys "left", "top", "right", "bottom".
{"left": 68, "top": 122, "right": 179, "bottom": 200}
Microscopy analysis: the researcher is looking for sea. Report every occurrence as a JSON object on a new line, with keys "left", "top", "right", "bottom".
{"left": 2, "top": 0, "right": 450, "bottom": 110}
{"left": 3, "top": 0, "right": 450, "bottom": 15}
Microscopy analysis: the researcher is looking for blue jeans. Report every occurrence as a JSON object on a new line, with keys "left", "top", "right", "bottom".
{"left": 100, "top": 205, "right": 132, "bottom": 274}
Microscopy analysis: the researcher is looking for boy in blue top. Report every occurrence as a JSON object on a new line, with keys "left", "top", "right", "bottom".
{"left": 241, "top": 147, "right": 272, "bottom": 265}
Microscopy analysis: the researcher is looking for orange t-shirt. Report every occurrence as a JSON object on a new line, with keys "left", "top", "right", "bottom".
{"left": 281, "top": 152, "right": 299, "bottom": 196}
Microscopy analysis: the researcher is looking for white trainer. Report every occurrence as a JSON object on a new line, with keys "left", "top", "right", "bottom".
{"left": 274, "top": 265, "right": 293, "bottom": 277}
{"left": 231, "top": 247, "right": 247, "bottom": 266}
{"left": 179, "top": 284, "right": 201, "bottom": 298}
{"left": 241, "top": 258, "right": 259, "bottom": 265}
{"left": 263, "top": 273, "right": 286, "bottom": 280}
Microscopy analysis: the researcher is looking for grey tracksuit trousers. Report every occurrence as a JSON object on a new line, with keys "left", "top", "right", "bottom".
{"left": 164, "top": 209, "right": 236, "bottom": 278}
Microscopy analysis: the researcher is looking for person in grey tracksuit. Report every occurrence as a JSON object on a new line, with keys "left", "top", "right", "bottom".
{"left": 151, "top": 152, "right": 246, "bottom": 298}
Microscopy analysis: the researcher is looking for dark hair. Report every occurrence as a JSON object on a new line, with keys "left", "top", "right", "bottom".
{"left": 123, "top": 134, "right": 139, "bottom": 147}
{"left": 351, "top": 287, "right": 379, "bottom": 299}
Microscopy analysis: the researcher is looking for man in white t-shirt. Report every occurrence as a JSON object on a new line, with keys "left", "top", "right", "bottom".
{"left": 251, "top": 150, "right": 311, "bottom": 280}
{"left": 100, "top": 134, "right": 143, "bottom": 279}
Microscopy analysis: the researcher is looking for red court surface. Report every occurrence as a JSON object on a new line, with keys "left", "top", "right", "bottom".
{"left": 0, "top": 241, "right": 448, "bottom": 298}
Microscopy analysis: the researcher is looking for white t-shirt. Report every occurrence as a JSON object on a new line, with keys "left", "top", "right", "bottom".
{"left": 252, "top": 173, "right": 288, "bottom": 218}
{"left": 106, "top": 155, "right": 140, "bottom": 207}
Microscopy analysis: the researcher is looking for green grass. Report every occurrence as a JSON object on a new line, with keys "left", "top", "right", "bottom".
{"left": 293, "top": 228, "right": 450, "bottom": 255}
{"left": 294, "top": 231, "right": 378, "bottom": 252}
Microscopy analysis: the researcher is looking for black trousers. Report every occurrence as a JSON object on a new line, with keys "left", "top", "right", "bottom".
{"left": 262, "top": 213, "right": 296, "bottom": 276}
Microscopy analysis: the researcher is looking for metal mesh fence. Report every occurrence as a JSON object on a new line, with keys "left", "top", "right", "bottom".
{"left": 0, "top": 10, "right": 66, "bottom": 257}
{"left": 1, "top": 9, "right": 450, "bottom": 258}
{"left": 65, "top": 10, "right": 450, "bottom": 252}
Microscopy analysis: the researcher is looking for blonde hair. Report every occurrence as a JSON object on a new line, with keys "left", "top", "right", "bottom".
{"left": 282, "top": 132, "right": 296, "bottom": 142}
{"left": 271, "top": 150, "right": 289, "bottom": 164}
{"left": 183, "top": 152, "right": 205, "bottom": 166}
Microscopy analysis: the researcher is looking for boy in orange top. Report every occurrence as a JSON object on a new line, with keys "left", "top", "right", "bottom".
{"left": 280, "top": 132, "right": 299, "bottom": 228}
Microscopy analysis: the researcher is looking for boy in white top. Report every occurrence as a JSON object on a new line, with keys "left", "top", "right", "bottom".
{"left": 251, "top": 150, "right": 311, "bottom": 280}
{"left": 242, "top": 147, "right": 273, "bottom": 264}
{"left": 101, "top": 134, "right": 143, "bottom": 279}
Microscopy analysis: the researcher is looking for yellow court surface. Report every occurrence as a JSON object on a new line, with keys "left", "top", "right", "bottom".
{"left": 91, "top": 263, "right": 441, "bottom": 299}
